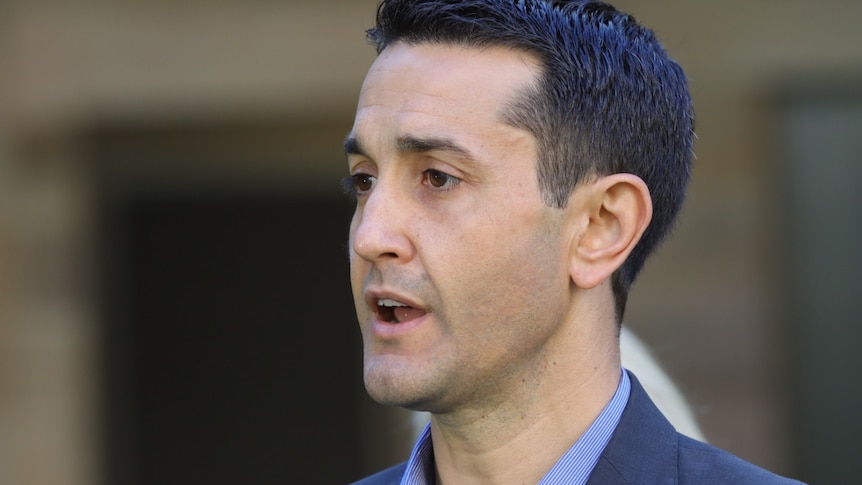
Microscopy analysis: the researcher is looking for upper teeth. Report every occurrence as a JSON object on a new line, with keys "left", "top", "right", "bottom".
{"left": 378, "top": 298, "right": 407, "bottom": 307}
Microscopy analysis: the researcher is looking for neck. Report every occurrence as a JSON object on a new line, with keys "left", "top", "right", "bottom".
{"left": 428, "top": 310, "right": 622, "bottom": 485}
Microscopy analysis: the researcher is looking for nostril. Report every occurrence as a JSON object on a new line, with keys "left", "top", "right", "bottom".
{"left": 350, "top": 191, "right": 414, "bottom": 262}
{"left": 351, "top": 219, "right": 411, "bottom": 262}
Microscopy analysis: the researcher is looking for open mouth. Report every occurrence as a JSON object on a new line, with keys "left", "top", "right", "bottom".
{"left": 377, "top": 298, "right": 427, "bottom": 323}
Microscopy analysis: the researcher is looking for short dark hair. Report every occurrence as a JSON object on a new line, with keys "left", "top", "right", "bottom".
{"left": 367, "top": 0, "right": 695, "bottom": 321}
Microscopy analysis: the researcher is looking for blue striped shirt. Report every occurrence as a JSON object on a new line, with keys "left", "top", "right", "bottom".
{"left": 399, "top": 370, "right": 631, "bottom": 485}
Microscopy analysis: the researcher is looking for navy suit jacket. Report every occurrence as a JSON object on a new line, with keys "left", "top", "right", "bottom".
{"left": 351, "top": 372, "right": 804, "bottom": 484}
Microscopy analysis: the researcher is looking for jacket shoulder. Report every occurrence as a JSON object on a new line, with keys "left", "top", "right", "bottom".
{"left": 350, "top": 462, "right": 407, "bottom": 485}
{"left": 677, "top": 435, "right": 805, "bottom": 484}
{"left": 588, "top": 372, "right": 806, "bottom": 484}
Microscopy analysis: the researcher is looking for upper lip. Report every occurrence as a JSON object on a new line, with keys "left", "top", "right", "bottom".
{"left": 364, "top": 287, "right": 425, "bottom": 312}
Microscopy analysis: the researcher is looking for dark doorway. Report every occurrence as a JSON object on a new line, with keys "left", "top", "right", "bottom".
{"left": 99, "top": 189, "right": 365, "bottom": 485}
{"left": 92, "top": 119, "right": 371, "bottom": 484}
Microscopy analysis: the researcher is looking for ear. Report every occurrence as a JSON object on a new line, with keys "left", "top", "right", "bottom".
{"left": 566, "top": 173, "right": 652, "bottom": 289}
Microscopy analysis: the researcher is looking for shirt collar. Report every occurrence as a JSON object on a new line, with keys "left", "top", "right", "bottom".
{"left": 400, "top": 422, "right": 434, "bottom": 485}
{"left": 399, "top": 370, "right": 631, "bottom": 485}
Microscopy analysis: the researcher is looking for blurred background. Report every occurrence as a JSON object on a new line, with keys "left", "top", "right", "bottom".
{"left": 1, "top": 0, "right": 860, "bottom": 483}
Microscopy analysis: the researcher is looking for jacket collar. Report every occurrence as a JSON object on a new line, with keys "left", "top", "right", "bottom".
{"left": 587, "top": 371, "right": 680, "bottom": 484}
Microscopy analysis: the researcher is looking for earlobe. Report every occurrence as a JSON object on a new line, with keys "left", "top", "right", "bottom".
{"left": 567, "top": 174, "right": 653, "bottom": 289}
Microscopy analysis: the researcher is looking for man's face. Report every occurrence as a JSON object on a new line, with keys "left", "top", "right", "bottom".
{"left": 347, "top": 43, "right": 572, "bottom": 413}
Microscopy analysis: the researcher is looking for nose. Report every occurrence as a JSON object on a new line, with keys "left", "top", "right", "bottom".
{"left": 350, "top": 179, "right": 415, "bottom": 264}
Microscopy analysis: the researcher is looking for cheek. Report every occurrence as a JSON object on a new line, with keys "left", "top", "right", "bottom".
{"left": 347, "top": 211, "right": 359, "bottom": 255}
{"left": 349, "top": 258, "right": 368, "bottom": 309}
{"left": 347, "top": 213, "right": 364, "bottom": 274}
{"left": 436, "top": 216, "right": 567, "bottom": 326}
{"left": 348, "top": 219, "right": 368, "bottom": 315}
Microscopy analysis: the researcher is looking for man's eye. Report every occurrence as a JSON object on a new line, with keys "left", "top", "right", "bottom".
{"left": 342, "top": 173, "right": 376, "bottom": 197}
{"left": 352, "top": 173, "right": 376, "bottom": 192}
{"left": 423, "top": 169, "right": 459, "bottom": 190}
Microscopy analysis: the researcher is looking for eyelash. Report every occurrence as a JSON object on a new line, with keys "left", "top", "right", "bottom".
{"left": 342, "top": 169, "right": 460, "bottom": 199}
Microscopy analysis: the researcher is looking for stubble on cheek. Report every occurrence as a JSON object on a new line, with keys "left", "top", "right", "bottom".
{"left": 355, "top": 198, "right": 568, "bottom": 410}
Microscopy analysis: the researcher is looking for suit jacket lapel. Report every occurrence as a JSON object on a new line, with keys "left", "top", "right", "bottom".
{"left": 586, "top": 371, "right": 680, "bottom": 484}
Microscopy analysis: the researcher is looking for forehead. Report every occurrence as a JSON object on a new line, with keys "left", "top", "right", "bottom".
{"left": 352, "top": 43, "right": 540, "bottom": 146}
{"left": 361, "top": 42, "right": 539, "bottom": 96}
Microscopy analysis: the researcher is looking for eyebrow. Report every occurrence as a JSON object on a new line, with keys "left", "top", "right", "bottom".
{"left": 344, "top": 134, "right": 476, "bottom": 163}
{"left": 344, "top": 135, "right": 366, "bottom": 157}
{"left": 395, "top": 135, "right": 474, "bottom": 160}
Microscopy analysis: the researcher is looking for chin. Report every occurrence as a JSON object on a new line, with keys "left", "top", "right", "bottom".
{"left": 365, "top": 373, "right": 419, "bottom": 406}
{"left": 366, "top": 384, "right": 427, "bottom": 409}
{"left": 364, "top": 362, "right": 437, "bottom": 410}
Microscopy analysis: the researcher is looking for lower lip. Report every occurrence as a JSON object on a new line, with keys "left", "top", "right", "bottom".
{"left": 370, "top": 312, "right": 431, "bottom": 339}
